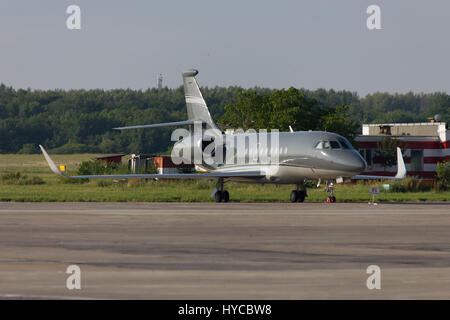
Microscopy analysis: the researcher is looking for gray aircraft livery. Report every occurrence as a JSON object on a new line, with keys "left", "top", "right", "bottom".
{"left": 40, "top": 69, "right": 406, "bottom": 202}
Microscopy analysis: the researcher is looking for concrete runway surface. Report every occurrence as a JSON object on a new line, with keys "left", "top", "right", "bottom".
{"left": 0, "top": 202, "right": 449, "bottom": 299}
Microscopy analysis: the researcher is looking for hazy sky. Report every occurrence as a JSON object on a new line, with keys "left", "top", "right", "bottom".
{"left": 0, "top": 0, "right": 448, "bottom": 95}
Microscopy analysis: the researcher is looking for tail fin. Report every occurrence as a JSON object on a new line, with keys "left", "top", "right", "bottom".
{"left": 113, "top": 69, "right": 219, "bottom": 132}
{"left": 182, "top": 69, "right": 218, "bottom": 130}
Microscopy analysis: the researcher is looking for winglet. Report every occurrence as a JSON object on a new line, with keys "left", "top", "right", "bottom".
{"left": 394, "top": 147, "right": 406, "bottom": 179}
{"left": 39, "top": 145, "right": 66, "bottom": 177}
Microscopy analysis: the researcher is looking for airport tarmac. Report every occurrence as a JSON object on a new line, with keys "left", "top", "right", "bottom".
{"left": 0, "top": 202, "right": 449, "bottom": 299}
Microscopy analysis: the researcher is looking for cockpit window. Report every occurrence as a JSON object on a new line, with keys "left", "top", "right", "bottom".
{"left": 337, "top": 137, "right": 352, "bottom": 149}
{"left": 316, "top": 140, "right": 349, "bottom": 150}
{"left": 330, "top": 140, "right": 341, "bottom": 149}
{"left": 315, "top": 140, "right": 348, "bottom": 150}
{"left": 314, "top": 141, "right": 323, "bottom": 149}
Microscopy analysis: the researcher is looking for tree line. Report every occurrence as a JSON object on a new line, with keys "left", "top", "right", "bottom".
{"left": 0, "top": 83, "right": 448, "bottom": 154}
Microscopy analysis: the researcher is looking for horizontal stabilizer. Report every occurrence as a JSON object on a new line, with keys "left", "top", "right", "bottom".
{"left": 113, "top": 120, "right": 198, "bottom": 131}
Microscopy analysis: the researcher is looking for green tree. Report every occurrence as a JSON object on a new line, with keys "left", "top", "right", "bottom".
{"left": 219, "top": 87, "right": 319, "bottom": 131}
{"left": 436, "top": 161, "right": 449, "bottom": 190}
{"left": 0, "top": 82, "right": 448, "bottom": 155}
{"left": 317, "top": 105, "right": 359, "bottom": 144}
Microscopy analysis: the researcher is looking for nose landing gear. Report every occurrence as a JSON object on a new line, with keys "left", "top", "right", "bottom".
{"left": 324, "top": 180, "right": 336, "bottom": 203}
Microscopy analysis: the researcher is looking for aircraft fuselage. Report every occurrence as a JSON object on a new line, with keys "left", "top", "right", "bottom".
{"left": 200, "top": 131, "right": 367, "bottom": 184}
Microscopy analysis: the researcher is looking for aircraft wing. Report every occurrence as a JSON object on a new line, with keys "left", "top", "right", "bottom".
{"left": 113, "top": 120, "right": 197, "bottom": 130}
{"left": 351, "top": 147, "right": 407, "bottom": 180}
{"left": 39, "top": 145, "right": 264, "bottom": 180}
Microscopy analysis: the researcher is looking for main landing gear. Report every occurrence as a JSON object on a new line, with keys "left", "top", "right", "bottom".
{"left": 214, "top": 178, "right": 230, "bottom": 203}
{"left": 215, "top": 190, "right": 230, "bottom": 203}
{"left": 324, "top": 180, "right": 336, "bottom": 203}
{"left": 290, "top": 184, "right": 306, "bottom": 203}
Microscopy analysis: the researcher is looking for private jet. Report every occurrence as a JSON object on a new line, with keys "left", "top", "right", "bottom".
{"left": 40, "top": 69, "right": 406, "bottom": 202}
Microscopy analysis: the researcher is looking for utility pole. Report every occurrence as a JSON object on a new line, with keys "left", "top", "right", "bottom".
{"left": 157, "top": 74, "right": 163, "bottom": 89}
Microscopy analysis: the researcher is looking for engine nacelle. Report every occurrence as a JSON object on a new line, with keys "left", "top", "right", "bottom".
{"left": 172, "top": 134, "right": 225, "bottom": 169}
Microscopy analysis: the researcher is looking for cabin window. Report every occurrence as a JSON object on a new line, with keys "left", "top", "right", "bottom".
{"left": 322, "top": 141, "right": 331, "bottom": 149}
{"left": 314, "top": 141, "right": 323, "bottom": 149}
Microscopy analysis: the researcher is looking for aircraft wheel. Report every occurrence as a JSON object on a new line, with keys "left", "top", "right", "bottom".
{"left": 297, "top": 190, "right": 305, "bottom": 203}
{"left": 324, "top": 196, "right": 336, "bottom": 203}
{"left": 222, "top": 190, "right": 230, "bottom": 203}
{"left": 215, "top": 191, "right": 223, "bottom": 203}
{"left": 290, "top": 190, "right": 298, "bottom": 203}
